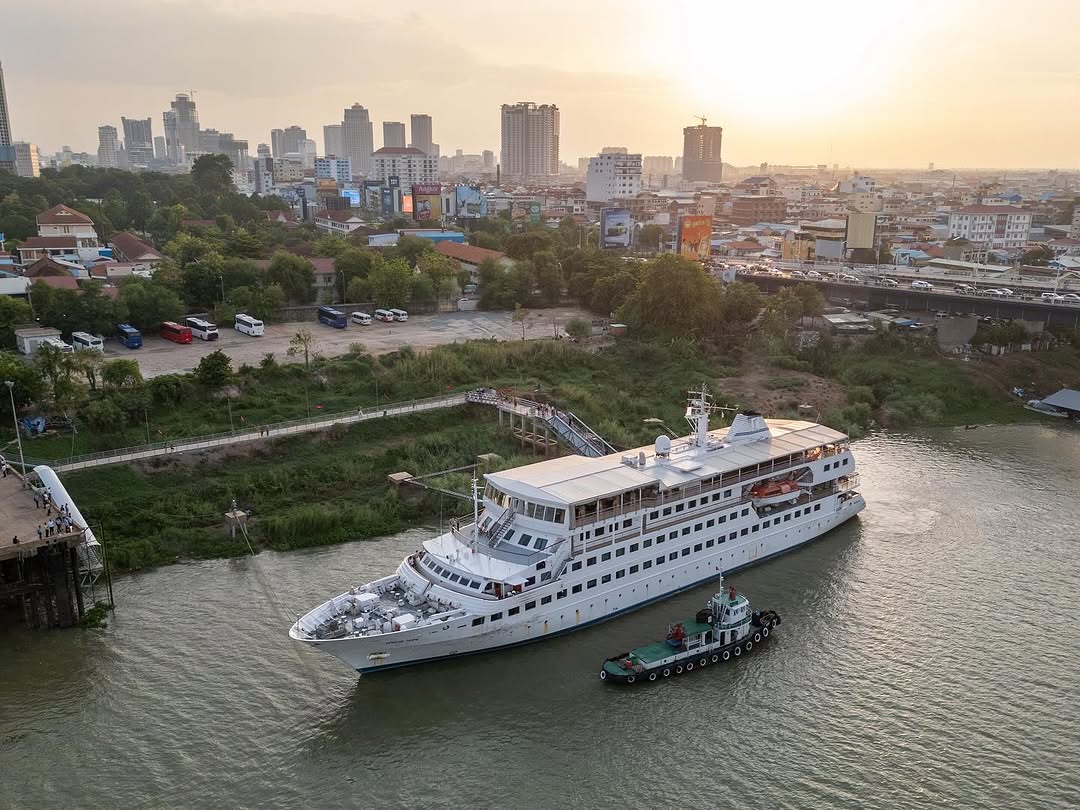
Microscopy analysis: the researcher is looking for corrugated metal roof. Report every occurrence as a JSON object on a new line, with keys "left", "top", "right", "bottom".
{"left": 1042, "top": 389, "right": 1080, "bottom": 412}
{"left": 486, "top": 420, "right": 847, "bottom": 505}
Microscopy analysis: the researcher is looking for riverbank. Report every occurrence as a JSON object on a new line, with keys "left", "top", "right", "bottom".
{"left": 55, "top": 334, "right": 1078, "bottom": 572}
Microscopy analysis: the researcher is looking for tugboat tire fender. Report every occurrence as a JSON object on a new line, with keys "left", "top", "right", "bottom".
{"left": 700, "top": 658, "right": 708, "bottom": 667}
{"left": 753, "top": 632, "right": 762, "bottom": 643}
{"left": 599, "top": 670, "right": 607, "bottom": 680}
{"left": 722, "top": 650, "right": 731, "bottom": 661}
{"left": 662, "top": 668, "right": 671, "bottom": 677}
{"left": 762, "top": 626, "right": 769, "bottom": 637}
{"left": 627, "top": 674, "right": 636, "bottom": 684}
{"left": 733, "top": 645, "right": 742, "bottom": 656}
{"left": 676, "top": 665, "right": 684, "bottom": 674}
{"left": 649, "top": 672, "right": 657, "bottom": 681}
{"left": 711, "top": 654, "right": 719, "bottom": 663}
{"left": 686, "top": 662, "right": 694, "bottom": 671}
{"left": 745, "top": 640, "right": 753, "bottom": 651}
{"left": 771, "top": 618, "right": 779, "bottom": 628}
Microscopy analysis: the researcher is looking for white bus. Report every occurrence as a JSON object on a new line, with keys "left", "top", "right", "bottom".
{"left": 351, "top": 312, "right": 372, "bottom": 325}
{"left": 374, "top": 309, "right": 395, "bottom": 322}
{"left": 389, "top": 308, "right": 409, "bottom": 322}
{"left": 185, "top": 317, "right": 219, "bottom": 341}
{"left": 71, "top": 332, "right": 104, "bottom": 352}
{"left": 42, "top": 337, "right": 74, "bottom": 354}
{"left": 234, "top": 313, "right": 264, "bottom": 336}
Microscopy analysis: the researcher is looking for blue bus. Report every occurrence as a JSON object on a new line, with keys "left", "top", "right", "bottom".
{"left": 116, "top": 323, "right": 143, "bottom": 349}
{"left": 317, "top": 305, "right": 347, "bottom": 329}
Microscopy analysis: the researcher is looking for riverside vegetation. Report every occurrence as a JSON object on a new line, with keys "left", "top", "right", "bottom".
{"left": 47, "top": 322, "right": 1080, "bottom": 573}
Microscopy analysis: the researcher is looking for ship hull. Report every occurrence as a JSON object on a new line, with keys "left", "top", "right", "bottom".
{"left": 298, "top": 494, "right": 864, "bottom": 674}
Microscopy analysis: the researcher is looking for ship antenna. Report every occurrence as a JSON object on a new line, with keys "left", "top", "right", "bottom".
{"left": 471, "top": 475, "right": 480, "bottom": 553}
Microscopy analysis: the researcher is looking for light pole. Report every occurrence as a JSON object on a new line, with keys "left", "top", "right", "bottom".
{"left": 5, "top": 380, "right": 26, "bottom": 478}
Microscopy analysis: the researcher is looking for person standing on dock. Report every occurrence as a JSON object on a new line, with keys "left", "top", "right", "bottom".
{"left": 36, "top": 525, "right": 43, "bottom": 541}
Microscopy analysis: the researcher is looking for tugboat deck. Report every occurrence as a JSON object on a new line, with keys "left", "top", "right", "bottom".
{"left": 629, "top": 617, "right": 714, "bottom": 664}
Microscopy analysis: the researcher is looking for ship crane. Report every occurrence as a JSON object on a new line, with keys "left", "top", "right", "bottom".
{"left": 694, "top": 115, "right": 708, "bottom": 126}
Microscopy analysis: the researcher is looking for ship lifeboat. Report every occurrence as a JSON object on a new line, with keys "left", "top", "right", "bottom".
{"left": 749, "top": 479, "right": 802, "bottom": 507}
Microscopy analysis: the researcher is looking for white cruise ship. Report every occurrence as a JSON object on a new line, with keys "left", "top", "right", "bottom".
{"left": 290, "top": 388, "right": 865, "bottom": 674}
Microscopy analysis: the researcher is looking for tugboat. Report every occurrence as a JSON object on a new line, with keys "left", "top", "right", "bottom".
{"left": 599, "top": 578, "right": 780, "bottom": 685}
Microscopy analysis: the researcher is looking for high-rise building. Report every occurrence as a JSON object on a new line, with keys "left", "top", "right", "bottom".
{"left": 585, "top": 152, "right": 642, "bottom": 203}
{"left": 257, "top": 143, "right": 271, "bottom": 159}
{"left": 253, "top": 155, "right": 274, "bottom": 195}
{"left": 153, "top": 136, "right": 167, "bottom": 161}
{"left": 169, "top": 93, "right": 200, "bottom": 158}
{"left": 122, "top": 116, "right": 154, "bottom": 167}
{"left": 13, "top": 142, "right": 40, "bottom": 177}
{"left": 314, "top": 156, "right": 353, "bottom": 184}
{"left": 500, "top": 102, "right": 560, "bottom": 180}
{"left": 162, "top": 110, "right": 180, "bottom": 164}
{"left": 323, "top": 123, "right": 343, "bottom": 157}
{"left": 270, "top": 128, "right": 284, "bottom": 158}
{"left": 600, "top": 146, "right": 628, "bottom": 155}
{"left": 299, "top": 138, "right": 317, "bottom": 170}
{"left": 342, "top": 104, "right": 374, "bottom": 176}
{"left": 98, "top": 125, "right": 120, "bottom": 169}
{"left": 383, "top": 121, "right": 406, "bottom": 149}
{"left": 409, "top": 114, "right": 434, "bottom": 156}
{"left": 681, "top": 122, "right": 723, "bottom": 183}
{"left": 482, "top": 149, "right": 495, "bottom": 170}
{"left": 0, "top": 61, "right": 15, "bottom": 172}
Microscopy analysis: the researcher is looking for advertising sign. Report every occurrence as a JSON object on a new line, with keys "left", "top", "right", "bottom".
{"left": 600, "top": 208, "right": 632, "bottom": 249}
{"left": 412, "top": 183, "right": 443, "bottom": 221}
{"left": 529, "top": 202, "right": 541, "bottom": 225}
{"left": 677, "top": 215, "right": 712, "bottom": 261}
{"left": 455, "top": 185, "right": 488, "bottom": 218}
{"left": 511, "top": 201, "right": 528, "bottom": 224}
{"left": 340, "top": 188, "right": 360, "bottom": 207}
{"left": 381, "top": 186, "right": 393, "bottom": 218}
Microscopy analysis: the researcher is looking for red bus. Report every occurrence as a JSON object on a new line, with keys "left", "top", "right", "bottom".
{"left": 160, "top": 321, "right": 193, "bottom": 344}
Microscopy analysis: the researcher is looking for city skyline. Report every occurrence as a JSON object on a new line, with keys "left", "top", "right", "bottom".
{"left": 2, "top": 0, "right": 1079, "bottom": 169}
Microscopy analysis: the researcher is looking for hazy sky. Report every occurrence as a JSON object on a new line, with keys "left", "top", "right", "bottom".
{"left": 5, "top": 0, "right": 1078, "bottom": 169}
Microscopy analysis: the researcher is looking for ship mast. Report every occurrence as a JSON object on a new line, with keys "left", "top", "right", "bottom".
{"left": 471, "top": 476, "right": 480, "bottom": 553}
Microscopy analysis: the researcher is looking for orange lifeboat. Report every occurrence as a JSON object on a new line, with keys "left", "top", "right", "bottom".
{"left": 749, "top": 479, "right": 802, "bottom": 507}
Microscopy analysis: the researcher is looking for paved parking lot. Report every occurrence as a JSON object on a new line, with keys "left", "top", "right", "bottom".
{"left": 105, "top": 307, "right": 592, "bottom": 378}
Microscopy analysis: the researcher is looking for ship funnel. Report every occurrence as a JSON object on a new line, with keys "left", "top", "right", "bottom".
{"left": 724, "top": 411, "right": 771, "bottom": 444}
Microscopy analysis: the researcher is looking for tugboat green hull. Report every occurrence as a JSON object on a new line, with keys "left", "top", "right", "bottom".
{"left": 600, "top": 582, "right": 780, "bottom": 684}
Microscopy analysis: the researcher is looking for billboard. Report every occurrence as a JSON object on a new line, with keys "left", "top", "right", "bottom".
{"left": 381, "top": 186, "right": 394, "bottom": 218}
{"left": 455, "top": 185, "right": 488, "bottom": 218}
{"left": 340, "top": 188, "right": 361, "bottom": 207}
{"left": 600, "top": 208, "right": 632, "bottom": 249}
{"left": 677, "top": 215, "right": 712, "bottom": 261}
{"left": 529, "top": 202, "right": 541, "bottom": 225}
{"left": 845, "top": 212, "right": 876, "bottom": 251}
{"left": 413, "top": 183, "right": 443, "bottom": 222}
{"left": 511, "top": 201, "right": 529, "bottom": 224}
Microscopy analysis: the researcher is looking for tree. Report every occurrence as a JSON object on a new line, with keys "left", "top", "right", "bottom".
{"left": 265, "top": 251, "right": 316, "bottom": 304}
{"left": 194, "top": 349, "right": 233, "bottom": 388}
{"left": 471, "top": 231, "right": 503, "bottom": 251}
{"left": 0, "top": 296, "right": 32, "bottom": 349}
{"left": 335, "top": 248, "right": 381, "bottom": 299}
{"left": 638, "top": 224, "right": 664, "bottom": 253}
{"left": 617, "top": 254, "right": 718, "bottom": 335}
{"left": 287, "top": 329, "right": 318, "bottom": 369}
{"left": 0, "top": 352, "right": 43, "bottom": 407}
{"left": 511, "top": 304, "right": 528, "bottom": 340}
{"left": 72, "top": 350, "right": 104, "bottom": 392}
{"left": 191, "top": 154, "right": 233, "bottom": 194}
{"left": 565, "top": 317, "right": 591, "bottom": 342}
{"left": 101, "top": 358, "right": 143, "bottom": 390}
{"left": 83, "top": 399, "right": 125, "bottom": 433}
{"left": 532, "top": 250, "right": 563, "bottom": 306}
{"left": 791, "top": 283, "right": 825, "bottom": 322}
{"left": 33, "top": 344, "right": 80, "bottom": 407}
{"left": 128, "top": 190, "right": 154, "bottom": 232}
{"left": 345, "top": 276, "right": 373, "bottom": 304}
{"left": 505, "top": 230, "right": 555, "bottom": 260}
{"left": 394, "top": 235, "right": 434, "bottom": 267}
{"left": 224, "top": 227, "right": 262, "bottom": 258}
{"left": 117, "top": 280, "right": 184, "bottom": 330}
{"left": 181, "top": 253, "right": 226, "bottom": 310}
{"left": 417, "top": 252, "right": 461, "bottom": 302}
{"left": 369, "top": 259, "right": 414, "bottom": 309}
{"left": 877, "top": 244, "right": 894, "bottom": 265}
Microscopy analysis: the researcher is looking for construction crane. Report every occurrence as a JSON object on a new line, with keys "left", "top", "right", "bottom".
{"left": 694, "top": 115, "right": 708, "bottom": 127}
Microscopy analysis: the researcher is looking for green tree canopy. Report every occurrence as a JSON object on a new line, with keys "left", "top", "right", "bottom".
{"left": 369, "top": 259, "right": 415, "bottom": 309}
{"left": 265, "top": 251, "right": 316, "bottom": 304}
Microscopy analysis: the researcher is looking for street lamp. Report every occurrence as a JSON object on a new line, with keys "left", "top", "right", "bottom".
{"left": 5, "top": 380, "right": 26, "bottom": 479}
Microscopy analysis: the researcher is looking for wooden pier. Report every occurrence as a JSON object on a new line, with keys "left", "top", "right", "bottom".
{"left": 0, "top": 471, "right": 91, "bottom": 629}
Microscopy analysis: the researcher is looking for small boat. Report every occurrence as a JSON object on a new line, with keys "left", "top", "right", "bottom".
{"left": 599, "top": 579, "right": 780, "bottom": 685}
{"left": 748, "top": 479, "right": 802, "bottom": 507}
{"left": 1024, "top": 400, "right": 1068, "bottom": 419}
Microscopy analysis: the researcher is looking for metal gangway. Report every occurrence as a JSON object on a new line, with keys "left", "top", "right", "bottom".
{"left": 465, "top": 390, "right": 616, "bottom": 458}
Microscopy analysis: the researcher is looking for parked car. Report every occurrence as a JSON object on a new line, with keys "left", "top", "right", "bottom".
{"left": 878, "top": 277, "right": 899, "bottom": 287}
{"left": 996, "top": 288, "right": 1014, "bottom": 297}
{"left": 1040, "top": 292, "right": 1062, "bottom": 302}
{"left": 839, "top": 273, "right": 860, "bottom": 283}
{"left": 910, "top": 280, "right": 933, "bottom": 291}
{"left": 954, "top": 284, "right": 975, "bottom": 294}
{"left": 806, "top": 270, "right": 823, "bottom": 280}
{"left": 790, "top": 270, "right": 806, "bottom": 279}
{"left": 767, "top": 268, "right": 784, "bottom": 277}
{"left": 1061, "top": 293, "right": 1080, "bottom": 303}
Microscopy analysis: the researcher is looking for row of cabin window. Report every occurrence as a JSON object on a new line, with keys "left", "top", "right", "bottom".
{"left": 424, "top": 556, "right": 485, "bottom": 590}
{"left": 647, "top": 489, "right": 737, "bottom": 523}
{"left": 502, "top": 529, "right": 550, "bottom": 551}
{"left": 472, "top": 503, "right": 829, "bottom": 625}
{"left": 822, "top": 457, "right": 850, "bottom": 472}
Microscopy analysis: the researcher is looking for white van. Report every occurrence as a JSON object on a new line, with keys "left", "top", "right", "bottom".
{"left": 390, "top": 308, "right": 409, "bottom": 322}
{"left": 374, "top": 309, "right": 395, "bottom": 322}
{"left": 71, "top": 331, "right": 104, "bottom": 352}
{"left": 910, "top": 280, "right": 934, "bottom": 291}
{"left": 351, "top": 312, "right": 372, "bottom": 325}
{"left": 234, "top": 313, "right": 264, "bottom": 336}
{"left": 185, "top": 316, "right": 219, "bottom": 341}
{"left": 42, "top": 337, "right": 74, "bottom": 354}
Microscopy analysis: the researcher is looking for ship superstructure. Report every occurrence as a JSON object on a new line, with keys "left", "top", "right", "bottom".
{"left": 291, "top": 388, "right": 865, "bottom": 673}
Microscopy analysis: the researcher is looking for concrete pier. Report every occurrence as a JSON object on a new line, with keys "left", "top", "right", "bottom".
{"left": 0, "top": 471, "right": 90, "bottom": 628}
